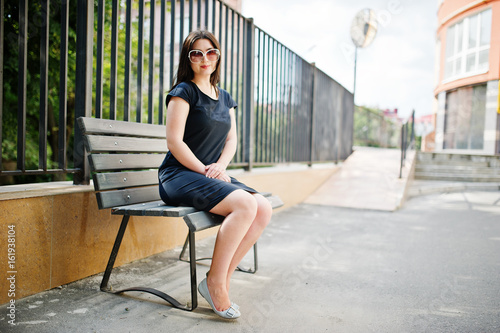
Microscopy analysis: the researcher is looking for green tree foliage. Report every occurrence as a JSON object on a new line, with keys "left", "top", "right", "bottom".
{"left": 354, "top": 105, "right": 401, "bottom": 148}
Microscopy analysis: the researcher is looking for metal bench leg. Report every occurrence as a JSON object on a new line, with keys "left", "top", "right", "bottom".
{"left": 100, "top": 215, "right": 130, "bottom": 291}
{"left": 101, "top": 215, "right": 196, "bottom": 311}
{"left": 237, "top": 242, "right": 258, "bottom": 274}
{"left": 188, "top": 230, "right": 198, "bottom": 310}
{"left": 179, "top": 232, "right": 258, "bottom": 274}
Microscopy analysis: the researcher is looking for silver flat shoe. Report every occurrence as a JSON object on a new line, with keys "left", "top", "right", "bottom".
{"left": 205, "top": 271, "right": 239, "bottom": 310}
{"left": 198, "top": 278, "right": 240, "bottom": 319}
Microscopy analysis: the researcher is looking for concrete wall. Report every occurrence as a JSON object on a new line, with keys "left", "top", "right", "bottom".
{"left": 0, "top": 166, "right": 337, "bottom": 304}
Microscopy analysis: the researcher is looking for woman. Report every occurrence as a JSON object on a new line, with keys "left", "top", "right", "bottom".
{"left": 158, "top": 30, "right": 272, "bottom": 319}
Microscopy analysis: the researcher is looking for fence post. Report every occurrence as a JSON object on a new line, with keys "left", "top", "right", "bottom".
{"left": 0, "top": 0, "right": 4, "bottom": 172}
{"left": 243, "top": 18, "right": 255, "bottom": 171}
{"left": 399, "top": 123, "right": 406, "bottom": 179}
{"left": 73, "top": 0, "right": 94, "bottom": 185}
{"left": 308, "top": 63, "right": 316, "bottom": 167}
{"left": 410, "top": 109, "right": 415, "bottom": 149}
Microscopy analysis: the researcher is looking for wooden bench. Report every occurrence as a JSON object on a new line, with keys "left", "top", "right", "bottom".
{"left": 77, "top": 117, "right": 283, "bottom": 311}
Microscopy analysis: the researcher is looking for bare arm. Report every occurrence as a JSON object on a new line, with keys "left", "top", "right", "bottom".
{"left": 165, "top": 96, "right": 206, "bottom": 174}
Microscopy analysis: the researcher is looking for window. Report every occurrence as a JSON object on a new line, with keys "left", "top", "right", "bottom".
{"left": 443, "top": 85, "right": 486, "bottom": 150}
{"left": 444, "top": 9, "right": 491, "bottom": 80}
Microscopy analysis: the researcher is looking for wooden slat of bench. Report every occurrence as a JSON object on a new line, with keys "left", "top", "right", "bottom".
{"left": 96, "top": 186, "right": 160, "bottom": 209}
{"left": 111, "top": 200, "right": 197, "bottom": 217}
{"left": 89, "top": 154, "right": 165, "bottom": 172}
{"left": 78, "top": 117, "right": 166, "bottom": 138}
{"left": 85, "top": 135, "right": 168, "bottom": 153}
{"left": 110, "top": 194, "right": 283, "bottom": 220}
{"left": 183, "top": 195, "right": 284, "bottom": 232}
{"left": 183, "top": 211, "right": 224, "bottom": 232}
{"left": 93, "top": 170, "right": 159, "bottom": 191}
{"left": 265, "top": 195, "right": 284, "bottom": 209}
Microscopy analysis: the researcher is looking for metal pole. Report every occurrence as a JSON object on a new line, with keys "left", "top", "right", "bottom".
{"left": 353, "top": 45, "right": 358, "bottom": 105}
{"left": 243, "top": 18, "right": 255, "bottom": 171}
{"left": 74, "top": 0, "right": 93, "bottom": 185}
{"left": 309, "top": 63, "right": 316, "bottom": 167}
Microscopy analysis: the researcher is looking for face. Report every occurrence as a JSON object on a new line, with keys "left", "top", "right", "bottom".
{"left": 189, "top": 38, "right": 219, "bottom": 77}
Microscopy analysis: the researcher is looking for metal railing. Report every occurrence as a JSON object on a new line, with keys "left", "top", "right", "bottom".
{"left": 0, "top": 0, "right": 354, "bottom": 185}
{"left": 399, "top": 110, "right": 415, "bottom": 178}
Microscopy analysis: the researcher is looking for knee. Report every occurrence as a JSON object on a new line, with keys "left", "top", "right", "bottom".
{"left": 232, "top": 191, "right": 258, "bottom": 221}
{"left": 254, "top": 196, "right": 272, "bottom": 228}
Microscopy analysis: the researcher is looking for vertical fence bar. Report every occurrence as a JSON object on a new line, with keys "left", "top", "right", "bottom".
{"left": 259, "top": 30, "right": 265, "bottom": 163}
{"left": 158, "top": 0, "right": 166, "bottom": 124}
{"left": 189, "top": 0, "right": 193, "bottom": 33}
{"left": 211, "top": 0, "right": 215, "bottom": 33}
{"left": 148, "top": 0, "right": 156, "bottom": 124}
{"left": 254, "top": 29, "right": 261, "bottom": 163}
{"left": 74, "top": 0, "right": 93, "bottom": 184}
{"left": 243, "top": 18, "right": 255, "bottom": 170}
{"left": 39, "top": 0, "right": 49, "bottom": 170}
{"left": 58, "top": 0, "right": 69, "bottom": 169}
{"left": 136, "top": 0, "right": 145, "bottom": 122}
{"left": 17, "top": 0, "right": 28, "bottom": 172}
{"left": 273, "top": 41, "right": 280, "bottom": 162}
{"left": 196, "top": 0, "right": 201, "bottom": 29}
{"left": 229, "top": 10, "right": 234, "bottom": 96}
{"left": 399, "top": 124, "right": 406, "bottom": 178}
{"left": 170, "top": 0, "right": 175, "bottom": 87}
{"left": 204, "top": 0, "right": 209, "bottom": 30}
{"left": 218, "top": 1, "right": 222, "bottom": 46}
{"left": 269, "top": 39, "right": 276, "bottom": 162}
{"left": 0, "top": 0, "right": 4, "bottom": 171}
{"left": 278, "top": 44, "right": 285, "bottom": 162}
{"left": 95, "top": 0, "right": 105, "bottom": 119}
{"left": 223, "top": 5, "right": 228, "bottom": 90}
{"left": 235, "top": 14, "right": 241, "bottom": 162}
{"left": 235, "top": 14, "right": 240, "bottom": 104}
{"left": 309, "top": 63, "right": 316, "bottom": 166}
{"left": 124, "top": 0, "right": 132, "bottom": 121}
{"left": 264, "top": 34, "right": 271, "bottom": 162}
{"left": 179, "top": 0, "right": 184, "bottom": 54}
{"left": 110, "top": 0, "right": 118, "bottom": 120}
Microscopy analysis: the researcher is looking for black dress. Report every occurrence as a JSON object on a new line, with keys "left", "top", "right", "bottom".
{"left": 158, "top": 81, "right": 256, "bottom": 211}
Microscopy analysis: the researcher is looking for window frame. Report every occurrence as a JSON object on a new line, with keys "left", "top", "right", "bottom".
{"left": 443, "top": 8, "right": 492, "bottom": 83}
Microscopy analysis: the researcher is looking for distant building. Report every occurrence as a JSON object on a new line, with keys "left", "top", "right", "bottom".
{"left": 382, "top": 108, "right": 401, "bottom": 122}
{"left": 415, "top": 114, "right": 435, "bottom": 137}
{"left": 434, "top": 0, "right": 500, "bottom": 155}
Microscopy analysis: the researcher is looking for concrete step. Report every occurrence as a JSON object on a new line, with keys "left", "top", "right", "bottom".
{"left": 415, "top": 152, "right": 500, "bottom": 182}
{"left": 416, "top": 160, "right": 490, "bottom": 167}
{"left": 408, "top": 180, "right": 500, "bottom": 197}
{"left": 415, "top": 165, "right": 500, "bottom": 174}
{"left": 417, "top": 152, "right": 500, "bottom": 167}
{"left": 414, "top": 172, "right": 500, "bottom": 182}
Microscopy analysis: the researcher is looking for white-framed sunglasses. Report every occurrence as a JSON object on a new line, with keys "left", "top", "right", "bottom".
{"left": 188, "top": 48, "right": 220, "bottom": 63}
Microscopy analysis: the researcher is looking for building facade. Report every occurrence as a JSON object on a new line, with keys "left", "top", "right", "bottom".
{"left": 434, "top": 0, "right": 500, "bottom": 155}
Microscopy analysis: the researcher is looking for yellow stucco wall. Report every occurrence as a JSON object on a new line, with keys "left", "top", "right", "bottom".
{"left": 0, "top": 166, "right": 337, "bottom": 304}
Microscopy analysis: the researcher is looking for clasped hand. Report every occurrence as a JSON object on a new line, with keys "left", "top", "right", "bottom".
{"left": 205, "top": 163, "right": 231, "bottom": 183}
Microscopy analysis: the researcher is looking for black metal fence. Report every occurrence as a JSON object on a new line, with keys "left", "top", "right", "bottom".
{"left": 399, "top": 110, "right": 415, "bottom": 178}
{"left": 0, "top": 0, "right": 354, "bottom": 185}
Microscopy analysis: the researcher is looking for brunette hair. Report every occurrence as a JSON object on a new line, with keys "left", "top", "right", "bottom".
{"left": 171, "top": 30, "right": 221, "bottom": 94}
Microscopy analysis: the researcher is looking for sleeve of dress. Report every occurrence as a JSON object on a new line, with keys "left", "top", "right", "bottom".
{"left": 165, "top": 82, "right": 193, "bottom": 108}
{"left": 226, "top": 90, "right": 238, "bottom": 110}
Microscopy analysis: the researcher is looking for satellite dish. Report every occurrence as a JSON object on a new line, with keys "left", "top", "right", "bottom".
{"left": 350, "top": 9, "right": 377, "bottom": 48}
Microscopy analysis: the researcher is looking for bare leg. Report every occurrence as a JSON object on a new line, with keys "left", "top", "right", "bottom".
{"left": 225, "top": 193, "right": 272, "bottom": 289}
{"left": 206, "top": 190, "right": 258, "bottom": 311}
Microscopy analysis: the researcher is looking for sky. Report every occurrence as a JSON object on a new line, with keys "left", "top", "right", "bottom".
{"left": 242, "top": 0, "right": 438, "bottom": 119}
